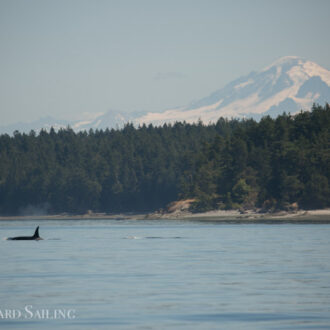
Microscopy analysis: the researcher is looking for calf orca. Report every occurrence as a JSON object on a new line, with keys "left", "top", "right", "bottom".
{"left": 7, "top": 226, "right": 43, "bottom": 240}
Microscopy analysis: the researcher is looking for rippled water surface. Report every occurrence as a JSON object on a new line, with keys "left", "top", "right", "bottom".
{"left": 1, "top": 219, "right": 330, "bottom": 329}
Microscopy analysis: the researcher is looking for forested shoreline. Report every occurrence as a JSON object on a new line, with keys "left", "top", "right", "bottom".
{"left": 0, "top": 104, "right": 329, "bottom": 216}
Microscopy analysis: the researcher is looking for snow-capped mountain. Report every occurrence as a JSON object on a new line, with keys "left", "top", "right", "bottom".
{"left": 71, "top": 110, "right": 146, "bottom": 131}
{"left": 134, "top": 56, "right": 330, "bottom": 125}
{"left": 0, "top": 116, "right": 73, "bottom": 135}
{"left": 1, "top": 56, "right": 329, "bottom": 134}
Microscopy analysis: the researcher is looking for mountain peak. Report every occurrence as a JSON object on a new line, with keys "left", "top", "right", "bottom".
{"left": 262, "top": 56, "right": 330, "bottom": 84}
{"left": 261, "top": 56, "right": 304, "bottom": 72}
{"left": 269, "top": 55, "right": 303, "bottom": 65}
{"left": 135, "top": 56, "right": 330, "bottom": 126}
{"left": 1, "top": 56, "right": 329, "bottom": 134}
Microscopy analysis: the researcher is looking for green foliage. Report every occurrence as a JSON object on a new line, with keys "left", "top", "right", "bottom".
{"left": 0, "top": 104, "right": 329, "bottom": 215}
{"left": 0, "top": 122, "right": 219, "bottom": 214}
{"left": 181, "top": 104, "right": 330, "bottom": 212}
{"left": 232, "top": 179, "right": 252, "bottom": 203}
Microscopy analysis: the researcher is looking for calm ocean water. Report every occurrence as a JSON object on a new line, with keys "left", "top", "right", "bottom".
{"left": 1, "top": 219, "right": 330, "bottom": 329}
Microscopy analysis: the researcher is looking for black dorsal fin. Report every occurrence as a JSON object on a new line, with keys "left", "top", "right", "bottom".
{"left": 33, "top": 226, "right": 40, "bottom": 238}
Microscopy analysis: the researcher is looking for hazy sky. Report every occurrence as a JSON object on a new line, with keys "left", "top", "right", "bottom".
{"left": 1, "top": 0, "right": 329, "bottom": 125}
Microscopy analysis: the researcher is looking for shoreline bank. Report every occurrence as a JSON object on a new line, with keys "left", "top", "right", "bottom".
{"left": 0, "top": 209, "right": 330, "bottom": 223}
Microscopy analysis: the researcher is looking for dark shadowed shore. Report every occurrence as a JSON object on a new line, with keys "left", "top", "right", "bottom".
{"left": 0, "top": 209, "right": 330, "bottom": 223}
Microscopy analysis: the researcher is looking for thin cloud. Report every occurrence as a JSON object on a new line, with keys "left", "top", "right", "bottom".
{"left": 154, "top": 72, "right": 187, "bottom": 81}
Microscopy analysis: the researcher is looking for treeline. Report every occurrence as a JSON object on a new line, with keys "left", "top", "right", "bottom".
{"left": 184, "top": 104, "right": 330, "bottom": 212}
{"left": 0, "top": 104, "right": 329, "bottom": 215}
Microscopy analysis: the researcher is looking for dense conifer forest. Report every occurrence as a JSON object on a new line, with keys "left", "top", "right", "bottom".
{"left": 0, "top": 104, "right": 329, "bottom": 215}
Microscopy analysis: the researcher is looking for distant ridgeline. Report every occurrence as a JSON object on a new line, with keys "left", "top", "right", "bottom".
{"left": 0, "top": 104, "right": 329, "bottom": 215}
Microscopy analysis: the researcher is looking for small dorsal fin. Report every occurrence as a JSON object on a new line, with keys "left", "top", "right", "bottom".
{"left": 34, "top": 226, "right": 40, "bottom": 238}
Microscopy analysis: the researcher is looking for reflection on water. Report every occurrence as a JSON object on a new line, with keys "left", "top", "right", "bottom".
{"left": 1, "top": 220, "right": 330, "bottom": 329}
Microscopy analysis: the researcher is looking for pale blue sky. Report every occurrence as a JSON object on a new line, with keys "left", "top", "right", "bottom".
{"left": 1, "top": 0, "right": 329, "bottom": 125}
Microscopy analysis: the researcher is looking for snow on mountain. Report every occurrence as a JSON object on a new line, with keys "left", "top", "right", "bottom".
{"left": 135, "top": 56, "right": 330, "bottom": 125}
{"left": 0, "top": 116, "right": 71, "bottom": 135}
{"left": 72, "top": 110, "right": 146, "bottom": 131}
{"left": 1, "top": 56, "right": 329, "bottom": 134}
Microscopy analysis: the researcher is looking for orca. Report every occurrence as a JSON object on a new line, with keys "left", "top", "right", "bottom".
{"left": 7, "top": 226, "right": 43, "bottom": 240}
